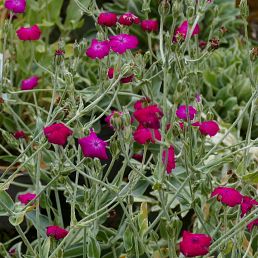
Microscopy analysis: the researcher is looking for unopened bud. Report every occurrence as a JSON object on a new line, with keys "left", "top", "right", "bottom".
{"left": 158, "top": 0, "right": 171, "bottom": 17}
{"left": 239, "top": 0, "right": 249, "bottom": 20}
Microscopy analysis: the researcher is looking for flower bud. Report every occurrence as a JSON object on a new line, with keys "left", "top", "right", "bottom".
{"left": 158, "top": 0, "right": 171, "bottom": 17}
{"left": 110, "top": 111, "right": 123, "bottom": 130}
{"left": 239, "top": 0, "right": 249, "bottom": 20}
{"left": 206, "top": 111, "right": 214, "bottom": 120}
{"left": 142, "top": 0, "right": 151, "bottom": 14}
{"left": 172, "top": 1, "right": 181, "bottom": 19}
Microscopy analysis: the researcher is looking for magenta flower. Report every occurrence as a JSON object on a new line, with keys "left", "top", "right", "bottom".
{"left": 98, "top": 12, "right": 117, "bottom": 27}
{"left": 211, "top": 187, "right": 242, "bottom": 207}
{"left": 180, "top": 231, "right": 212, "bottom": 257}
{"left": 247, "top": 219, "right": 258, "bottom": 232}
{"left": 107, "top": 67, "right": 134, "bottom": 83}
{"left": 141, "top": 20, "right": 159, "bottom": 32}
{"left": 133, "top": 105, "right": 163, "bottom": 129}
{"left": 118, "top": 12, "right": 140, "bottom": 26}
{"left": 46, "top": 226, "right": 69, "bottom": 240}
{"left": 174, "top": 20, "right": 200, "bottom": 42}
{"left": 241, "top": 196, "right": 258, "bottom": 217}
{"left": 133, "top": 125, "right": 161, "bottom": 145}
{"left": 86, "top": 39, "right": 110, "bottom": 59}
{"left": 176, "top": 105, "right": 197, "bottom": 121}
{"left": 16, "top": 25, "right": 41, "bottom": 41}
{"left": 5, "top": 0, "right": 26, "bottom": 13}
{"left": 109, "top": 34, "right": 138, "bottom": 54}
{"left": 14, "top": 130, "right": 26, "bottom": 139}
{"left": 78, "top": 130, "right": 108, "bottom": 160}
{"left": 44, "top": 123, "right": 73, "bottom": 146}
{"left": 21, "top": 76, "right": 39, "bottom": 90}
{"left": 199, "top": 120, "right": 220, "bottom": 137}
{"left": 162, "top": 145, "right": 176, "bottom": 174}
{"left": 18, "top": 192, "right": 36, "bottom": 205}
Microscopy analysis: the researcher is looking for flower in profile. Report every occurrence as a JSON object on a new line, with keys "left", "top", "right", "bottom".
{"left": 46, "top": 226, "right": 69, "bottom": 240}
{"left": 18, "top": 192, "right": 36, "bottom": 205}
{"left": 44, "top": 123, "right": 73, "bottom": 146}
{"left": 21, "top": 76, "right": 39, "bottom": 90}
{"left": 109, "top": 34, "right": 139, "bottom": 54}
{"left": 247, "top": 219, "right": 258, "bottom": 232}
{"left": 241, "top": 196, "right": 258, "bottom": 217}
{"left": 162, "top": 145, "right": 176, "bottom": 174}
{"left": 5, "top": 0, "right": 26, "bottom": 13}
{"left": 180, "top": 231, "right": 212, "bottom": 257}
{"left": 14, "top": 130, "right": 26, "bottom": 139}
{"left": 16, "top": 25, "right": 41, "bottom": 41}
{"left": 78, "top": 130, "right": 108, "bottom": 160}
{"left": 118, "top": 12, "right": 140, "bottom": 26}
{"left": 133, "top": 125, "right": 161, "bottom": 145}
{"left": 174, "top": 20, "right": 200, "bottom": 42}
{"left": 98, "top": 12, "right": 117, "bottom": 27}
{"left": 8, "top": 248, "right": 16, "bottom": 256}
{"left": 107, "top": 67, "right": 134, "bottom": 83}
{"left": 211, "top": 187, "right": 242, "bottom": 207}
{"left": 176, "top": 105, "right": 197, "bottom": 121}
{"left": 199, "top": 40, "right": 207, "bottom": 49}
{"left": 133, "top": 105, "right": 163, "bottom": 129}
{"left": 141, "top": 19, "right": 159, "bottom": 32}
{"left": 86, "top": 39, "right": 110, "bottom": 59}
{"left": 199, "top": 120, "right": 220, "bottom": 137}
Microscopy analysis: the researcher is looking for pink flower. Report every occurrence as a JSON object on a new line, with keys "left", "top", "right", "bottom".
{"left": 180, "top": 231, "right": 212, "bottom": 257}
{"left": 78, "top": 130, "right": 108, "bottom": 160}
{"left": 133, "top": 125, "right": 161, "bottom": 145}
{"left": 14, "top": 130, "right": 26, "bottom": 139}
{"left": 118, "top": 12, "right": 140, "bottom": 26}
{"left": 109, "top": 34, "right": 139, "bottom": 54}
{"left": 16, "top": 25, "right": 41, "bottom": 41}
{"left": 247, "top": 219, "right": 258, "bottom": 232}
{"left": 18, "top": 192, "right": 36, "bottom": 205}
{"left": 107, "top": 67, "right": 134, "bottom": 83}
{"left": 199, "top": 40, "right": 207, "bottom": 49}
{"left": 98, "top": 12, "right": 117, "bottom": 27}
{"left": 44, "top": 123, "right": 73, "bottom": 146}
{"left": 5, "top": 0, "right": 26, "bottom": 13}
{"left": 133, "top": 105, "right": 163, "bottom": 129}
{"left": 46, "top": 226, "right": 69, "bottom": 240}
{"left": 174, "top": 20, "right": 200, "bottom": 42}
{"left": 86, "top": 39, "right": 110, "bottom": 59}
{"left": 141, "top": 20, "right": 159, "bottom": 32}
{"left": 21, "top": 76, "right": 39, "bottom": 90}
{"left": 199, "top": 120, "right": 220, "bottom": 137}
{"left": 162, "top": 145, "right": 176, "bottom": 174}
{"left": 8, "top": 248, "right": 16, "bottom": 256}
{"left": 211, "top": 187, "right": 242, "bottom": 207}
{"left": 241, "top": 196, "right": 258, "bottom": 217}
{"left": 134, "top": 97, "right": 151, "bottom": 110}
{"left": 176, "top": 105, "right": 197, "bottom": 121}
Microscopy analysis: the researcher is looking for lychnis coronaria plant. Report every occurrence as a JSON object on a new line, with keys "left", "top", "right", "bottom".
{"left": 0, "top": 0, "right": 257, "bottom": 257}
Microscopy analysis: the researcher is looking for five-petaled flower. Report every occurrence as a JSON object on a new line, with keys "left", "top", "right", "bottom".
{"left": 176, "top": 105, "right": 197, "bottom": 121}
{"left": 16, "top": 25, "right": 41, "bottom": 41}
{"left": 180, "top": 231, "right": 212, "bottom": 257}
{"left": 78, "top": 130, "right": 108, "bottom": 160}
{"left": 44, "top": 123, "right": 73, "bottom": 146}
{"left": 46, "top": 226, "right": 69, "bottom": 240}
{"left": 98, "top": 12, "right": 117, "bottom": 27}
{"left": 18, "top": 192, "right": 36, "bottom": 205}
{"left": 118, "top": 12, "right": 140, "bottom": 26}
{"left": 199, "top": 120, "right": 220, "bottom": 137}
{"left": 141, "top": 19, "right": 159, "bottom": 32}
{"left": 86, "top": 39, "right": 110, "bottom": 59}
{"left": 5, "top": 0, "right": 26, "bottom": 13}
{"left": 211, "top": 187, "right": 242, "bottom": 207}
{"left": 109, "top": 34, "right": 138, "bottom": 54}
{"left": 21, "top": 76, "right": 39, "bottom": 90}
{"left": 133, "top": 125, "right": 161, "bottom": 145}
